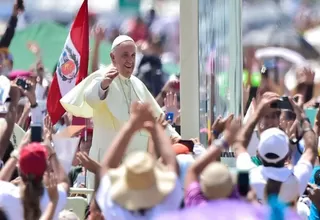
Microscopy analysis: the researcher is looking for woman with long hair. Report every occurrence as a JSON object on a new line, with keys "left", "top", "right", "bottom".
{"left": 0, "top": 132, "right": 69, "bottom": 220}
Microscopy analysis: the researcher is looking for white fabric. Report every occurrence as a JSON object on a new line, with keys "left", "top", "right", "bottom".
{"left": 52, "top": 136, "right": 81, "bottom": 174}
{"left": 57, "top": 34, "right": 80, "bottom": 97}
{"left": 297, "top": 201, "right": 310, "bottom": 220}
{"left": 242, "top": 101, "right": 259, "bottom": 156}
{"left": 192, "top": 144, "right": 207, "bottom": 158}
{"left": 258, "top": 128, "right": 289, "bottom": 163}
{"left": 176, "top": 154, "right": 195, "bottom": 189}
{"left": 111, "top": 35, "right": 134, "bottom": 50}
{"left": 0, "top": 181, "right": 67, "bottom": 220}
{"left": 96, "top": 175, "right": 183, "bottom": 220}
{"left": 0, "top": 75, "right": 10, "bottom": 105}
{"left": 35, "top": 80, "right": 48, "bottom": 101}
{"left": 236, "top": 152, "right": 313, "bottom": 202}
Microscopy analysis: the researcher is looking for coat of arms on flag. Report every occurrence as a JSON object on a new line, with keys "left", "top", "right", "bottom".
{"left": 58, "top": 46, "right": 80, "bottom": 83}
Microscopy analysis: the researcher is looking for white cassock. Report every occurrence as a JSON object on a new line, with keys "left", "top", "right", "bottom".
{"left": 60, "top": 66, "right": 180, "bottom": 189}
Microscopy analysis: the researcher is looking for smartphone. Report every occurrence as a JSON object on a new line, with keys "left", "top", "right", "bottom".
{"left": 237, "top": 171, "right": 250, "bottom": 197}
{"left": 31, "top": 125, "right": 42, "bottom": 142}
{"left": 165, "top": 112, "right": 174, "bottom": 123}
{"left": 270, "top": 96, "right": 293, "bottom": 111}
{"left": 178, "top": 139, "right": 194, "bottom": 152}
{"left": 17, "top": 0, "right": 25, "bottom": 11}
{"left": 16, "top": 78, "right": 30, "bottom": 90}
{"left": 171, "top": 80, "right": 180, "bottom": 90}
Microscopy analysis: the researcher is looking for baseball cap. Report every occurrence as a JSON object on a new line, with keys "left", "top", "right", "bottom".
{"left": 200, "top": 162, "right": 234, "bottom": 200}
{"left": 19, "top": 143, "right": 48, "bottom": 180}
{"left": 258, "top": 128, "right": 289, "bottom": 164}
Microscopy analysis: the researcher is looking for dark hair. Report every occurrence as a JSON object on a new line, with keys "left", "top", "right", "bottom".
{"left": 260, "top": 157, "right": 286, "bottom": 168}
{"left": 0, "top": 208, "right": 8, "bottom": 220}
{"left": 265, "top": 178, "right": 282, "bottom": 198}
{"left": 2, "top": 142, "right": 19, "bottom": 181}
{"left": 20, "top": 175, "right": 44, "bottom": 220}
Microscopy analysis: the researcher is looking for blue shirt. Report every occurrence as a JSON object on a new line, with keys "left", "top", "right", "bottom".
{"left": 309, "top": 166, "right": 320, "bottom": 220}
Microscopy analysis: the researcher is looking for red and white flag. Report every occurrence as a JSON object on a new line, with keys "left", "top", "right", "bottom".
{"left": 47, "top": 0, "right": 89, "bottom": 125}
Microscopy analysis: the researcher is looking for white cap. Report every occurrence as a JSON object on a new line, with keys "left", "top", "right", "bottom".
{"left": 111, "top": 35, "right": 135, "bottom": 51}
{"left": 58, "top": 210, "right": 80, "bottom": 220}
{"left": 258, "top": 128, "right": 289, "bottom": 163}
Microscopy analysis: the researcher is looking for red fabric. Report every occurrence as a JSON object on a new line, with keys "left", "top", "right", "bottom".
{"left": 172, "top": 143, "right": 190, "bottom": 155}
{"left": 47, "top": 0, "right": 89, "bottom": 125}
{"left": 19, "top": 143, "right": 48, "bottom": 180}
{"left": 128, "top": 20, "right": 148, "bottom": 42}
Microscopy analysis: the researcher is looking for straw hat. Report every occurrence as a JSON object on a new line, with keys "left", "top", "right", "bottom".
{"left": 108, "top": 151, "right": 177, "bottom": 211}
{"left": 200, "top": 162, "right": 234, "bottom": 200}
{"left": 0, "top": 118, "right": 26, "bottom": 149}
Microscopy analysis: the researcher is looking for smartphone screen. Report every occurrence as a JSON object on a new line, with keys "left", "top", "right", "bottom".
{"left": 178, "top": 139, "right": 194, "bottom": 152}
{"left": 237, "top": 172, "right": 250, "bottom": 197}
{"left": 165, "top": 112, "right": 174, "bottom": 123}
{"left": 31, "top": 125, "right": 42, "bottom": 142}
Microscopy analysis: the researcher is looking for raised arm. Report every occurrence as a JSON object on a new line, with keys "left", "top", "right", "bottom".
{"left": 233, "top": 92, "right": 279, "bottom": 157}
{"left": 143, "top": 82, "right": 180, "bottom": 138}
{"left": 184, "top": 116, "right": 240, "bottom": 192}
{"left": 100, "top": 102, "right": 154, "bottom": 176}
{"left": 0, "top": 2, "right": 18, "bottom": 48}
{"left": 0, "top": 85, "right": 21, "bottom": 160}
{"left": 84, "top": 67, "right": 118, "bottom": 108}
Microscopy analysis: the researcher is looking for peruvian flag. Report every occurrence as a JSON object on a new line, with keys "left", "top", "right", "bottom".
{"left": 47, "top": 0, "right": 89, "bottom": 125}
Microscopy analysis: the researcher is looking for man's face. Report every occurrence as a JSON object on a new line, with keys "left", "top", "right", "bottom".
{"left": 258, "top": 110, "right": 280, "bottom": 133}
{"left": 110, "top": 41, "right": 136, "bottom": 78}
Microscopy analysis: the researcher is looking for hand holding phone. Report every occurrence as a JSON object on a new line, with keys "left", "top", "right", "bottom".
{"left": 165, "top": 112, "right": 174, "bottom": 124}
{"left": 16, "top": 78, "right": 30, "bottom": 91}
{"left": 270, "top": 96, "right": 293, "bottom": 111}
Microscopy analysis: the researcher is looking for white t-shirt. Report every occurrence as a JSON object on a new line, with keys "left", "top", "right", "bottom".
{"left": 96, "top": 174, "right": 183, "bottom": 220}
{"left": 0, "top": 181, "right": 67, "bottom": 220}
{"left": 236, "top": 152, "right": 313, "bottom": 201}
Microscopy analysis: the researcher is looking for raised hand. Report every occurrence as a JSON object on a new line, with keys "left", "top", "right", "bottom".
{"left": 93, "top": 26, "right": 106, "bottom": 43}
{"left": 100, "top": 66, "right": 119, "bottom": 90}
{"left": 255, "top": 92, "right": 280, "bottom": 117}
{"left": 44, "top": 172, "right": 59, "bottom": 203}
{"left": 15, "top": 77, "right": 37, "bottom": 106}
{"left": 223, "top": 117, "right": 242, "bottom": 145}
{"left": 164, "top": 92, "right": 179, "bottom": 123}
{"left": 211, "top": 114, "right": 234, "bottom": 137}
{"left": 43, "top": 115, "right": 54, "bottom": 141}
{"left": 156, "top": 113, "right": 169, "bottom": 129}
{"left": 129, "top": 102, "right": 155, "bottom": 131}
{"left": 288, "top": 94, "right": 304, "bottom": 120}
{"left": 76, "top": 152, "right": 100, "bottom": 174}
{"left": 27, "top": 41, "right": 41, "bottom": 56}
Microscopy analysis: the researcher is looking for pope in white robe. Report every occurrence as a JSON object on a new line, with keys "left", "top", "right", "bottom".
{"left": 60, "top": 35, "right": 180, "bottom": 189}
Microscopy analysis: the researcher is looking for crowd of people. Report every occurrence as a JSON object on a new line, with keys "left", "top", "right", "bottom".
{"left": 2, "top": 0, "right": 320, "bottom": 220}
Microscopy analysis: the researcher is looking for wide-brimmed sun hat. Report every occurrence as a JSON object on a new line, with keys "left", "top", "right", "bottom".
{"left": 108, "top": 151, "right": 177, "bottom": 211}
